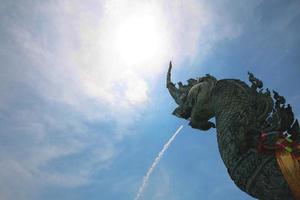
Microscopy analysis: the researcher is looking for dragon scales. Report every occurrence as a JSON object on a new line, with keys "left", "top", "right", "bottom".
{"left": 167, "top": 62, "right": 299, "bottom": 200}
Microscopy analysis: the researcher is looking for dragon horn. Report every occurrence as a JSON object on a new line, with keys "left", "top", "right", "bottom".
{"left": 166, "top": 61, "right": 181, "bottom": 105}
{"left": 166, "top": 61, "right": 173, "bottom": 88}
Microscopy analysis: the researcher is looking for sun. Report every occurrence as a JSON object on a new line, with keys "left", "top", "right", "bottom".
{"left": 114, "top": 13, "right": 164, "bottom": 66}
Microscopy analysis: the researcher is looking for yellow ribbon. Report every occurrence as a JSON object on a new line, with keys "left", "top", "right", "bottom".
{"left": 276, "top": 148, "right": 300, "bottom": 199}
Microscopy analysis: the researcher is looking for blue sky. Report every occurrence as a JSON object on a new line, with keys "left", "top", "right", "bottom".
{"left": 0, "top": 0, "right": 299, "bottom": 200}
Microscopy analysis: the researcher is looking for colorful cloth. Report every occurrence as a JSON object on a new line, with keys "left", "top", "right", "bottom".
{"left": 276, "top": 149, "right": 300, "bottom": 199}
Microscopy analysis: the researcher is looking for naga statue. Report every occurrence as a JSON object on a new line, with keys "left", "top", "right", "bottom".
{"left": 167, "top": 62, "right": 300, "bottom": 200}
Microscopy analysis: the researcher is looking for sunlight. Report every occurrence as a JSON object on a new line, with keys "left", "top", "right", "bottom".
{"left": 114, "top": 13, "right": 164, "bottom": 66}
{"left": 76, "top": 1, "right": 171, "bottom": 106}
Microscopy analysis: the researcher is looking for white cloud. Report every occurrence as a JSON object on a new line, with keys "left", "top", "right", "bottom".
{"left": 8, "top": 0, "right": 245, "bottom": 119}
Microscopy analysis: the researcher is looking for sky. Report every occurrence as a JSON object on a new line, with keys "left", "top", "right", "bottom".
{"left": 0, "top": 0, "right": 299, "bottom": 200}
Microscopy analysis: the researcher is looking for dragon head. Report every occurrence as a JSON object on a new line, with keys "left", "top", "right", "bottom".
{"left": 167, "top": 62, "right": 217, "bottom": 130}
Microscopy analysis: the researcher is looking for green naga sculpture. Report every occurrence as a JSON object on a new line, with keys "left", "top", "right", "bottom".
{"left": 167, "top": 62, "right": 300, "bottom": 200}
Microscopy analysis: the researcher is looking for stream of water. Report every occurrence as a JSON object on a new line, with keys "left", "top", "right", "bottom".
{"left": 134, "top": 125, "right": 184, "bottom": 200}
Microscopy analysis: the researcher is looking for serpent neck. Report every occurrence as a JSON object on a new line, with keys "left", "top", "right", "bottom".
{"left": 211, "top": 80, "right": 253, "bottom": 169}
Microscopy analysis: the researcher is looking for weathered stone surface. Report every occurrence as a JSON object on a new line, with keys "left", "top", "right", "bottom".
{"left": 167, "top": 63, "right": 299, "bottom": 200}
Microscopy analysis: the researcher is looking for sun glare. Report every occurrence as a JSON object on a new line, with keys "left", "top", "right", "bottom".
{"left": 114, "top": 14, "right": 163, "bottom": 66}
